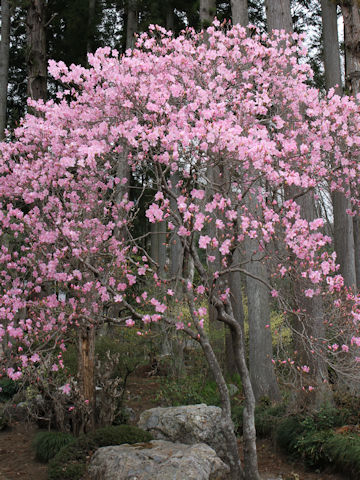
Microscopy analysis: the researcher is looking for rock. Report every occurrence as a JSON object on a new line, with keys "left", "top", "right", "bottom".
{"left": 123, "top": 406, "right": 136, "bottom": 422}
{"left": 88, "top": 439, "right": 230, "bottom": 480}
{"left": 137, "top": 404, "right": 228, "bottom": 463}
{"left": 227, "top": 384, "right": 239, "bottom": 396}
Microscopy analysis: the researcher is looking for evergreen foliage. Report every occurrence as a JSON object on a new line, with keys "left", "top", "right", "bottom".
{"left": 32, "top": 431, "right": 74, "bottom": 463}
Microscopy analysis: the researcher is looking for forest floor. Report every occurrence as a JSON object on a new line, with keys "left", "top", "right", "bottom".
{"left": 0, "top": 376, "right": 347, "bottom": 480}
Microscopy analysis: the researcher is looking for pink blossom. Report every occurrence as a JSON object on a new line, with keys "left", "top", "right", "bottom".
{"left": 61, "top": 383, "right": 71, "bottom": 395}
{"left": 199, "top": 235, "right": 211, "bottom": 249}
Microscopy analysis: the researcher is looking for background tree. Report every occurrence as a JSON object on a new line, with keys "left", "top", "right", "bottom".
{"left": 0, "top": 0, "right": 10, "bottom": 138}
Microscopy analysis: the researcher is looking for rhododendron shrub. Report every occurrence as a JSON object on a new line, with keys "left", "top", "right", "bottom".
{"left": 2, "top": 22, "right": 360, "bottom": 479}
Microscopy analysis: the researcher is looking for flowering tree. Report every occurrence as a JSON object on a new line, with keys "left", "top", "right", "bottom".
{"left": 2, "top": 22, "right": 360, "bottom": 479}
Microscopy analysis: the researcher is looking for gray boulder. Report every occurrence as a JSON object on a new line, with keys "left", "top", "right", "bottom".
{"left": 137, "top": 404, "right": 228, "bottom": 462}
{"left": 88, "top": 439, "right": 230, "bottom": 480}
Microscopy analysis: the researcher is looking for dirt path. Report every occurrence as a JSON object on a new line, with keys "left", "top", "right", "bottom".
{"left": 0, "top": 423, "right": 47, "bottom": 480}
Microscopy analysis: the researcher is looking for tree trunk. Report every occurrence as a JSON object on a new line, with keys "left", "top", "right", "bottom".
{"left": 232, "top": 325, "right": 260, "bottom": 480}
{"left": 0, "top": 0, "right": 10, "bottom": 139}
{"left": 321, "top": 0, "right": 342, "bottom": 94}
{"left": 200, "top": 0, "right": 216, "bottom": 28}
{"left": 265, "top": 0, "right": 293, "bottom": 32}
{"left": 226, "top": 248, "right": 245, "bottom": 375}
{"left": 213, "top": 298, "right": 260, "bottom": 480}
{"left": 26, "top": 0, "right": 47, "bottom": 101}
{"left": 322, "top": 0, "right": 357, "bottom": 290}
{"left": 245, "top": 231, "right": 280, "bottom": 402}
{"left": 354, "top": 217, "right": 360, "bottom": 287}
{"left": 230, "top": 0, "right": 249, "bottom": 26}
{"left": 78, "top": 324, "right": 96, "bottom": 432}
{"left": 166, "top": 1, "right": 174, "bottom": 31}
{"left": 86, "top": 0, "right": 96, "bottom": 54}
{"left": 332, "top": 191, "right": 356, "bottom": 288}
{"left": 341, "top": 0, "right": 360, "bottom": 289}
{"left": 341, "top": 1, "right": 360, "bottom": 96}
{"left": 267, "top": 0, "right": 331, "bottom": 404}
{"left": 199, "top": 335, "right": 245, "bottom": 480}
{"left": 126, "top": 0, "right": 138, "bottom": 50}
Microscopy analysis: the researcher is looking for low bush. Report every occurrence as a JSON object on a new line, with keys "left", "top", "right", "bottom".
{"left": 33, "top": 431, "right": 74, "bottom": 463}
{"left": 48, "top": 425, "right": 152, "bottom": 480}
{"left": 0, "top": 378, "right": 18, "bottom": 402}
{"left": 324, "top": 431, "right": 360, "bottom": 479}
{"left": 231, "top": 402, "right": 286, "bottom": 437}
{"left": 255, "top": 403, "right": 286, "bottom": 438}
{"left": 275, "top": 415, "right": 305, "bottom": 455}
{"left": 275, "top": 405, "right": 360, "bottom": 478}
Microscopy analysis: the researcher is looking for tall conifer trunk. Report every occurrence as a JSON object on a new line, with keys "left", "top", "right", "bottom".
{"left": 0, "top": 0, "right": 10, "bottom": 138}
{"left": 78, "top": 324, "right": 96, "bottom": 432}
{"left": 340, "top": 0, "right": 360, "bottom": 290}
{"left": 26, "top": 0, "right": 47, "bottom": 101}
{"left": 230, "top": 0, "right": 249, "bottom": 26}
{"left": 266, "top": 0, "right": 331, "bottom": 404}
{"left": 126, "top": 0, "right": 138, "bottom": 50}
{"left": 322, "top": 0, "right": 357, "bottom": 290}
{"left": 232, "top": 0, "right": 280, "bottom": 402}
{"left": 200, "top": 0, "right": 216, "bottom": 28}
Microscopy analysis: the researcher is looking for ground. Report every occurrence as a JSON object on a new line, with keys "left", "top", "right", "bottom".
{"left": 0, "top": 376, "right": 347, "bottom": 480}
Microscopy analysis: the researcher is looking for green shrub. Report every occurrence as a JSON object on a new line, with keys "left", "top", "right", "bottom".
{"left": 293, "top": 430, "right": 331, "bottom": 468}
{"left": 0, "top": 378, "right": 18, "bottom": 402}
{"left": 48, "top": 425, "right": 152, "bottom": 480}
{"left": 255, "top": 403, "right": 286, "bottom": 438}
{"left": 33, "top": 431, "right": 74, "bottom": 463}
{"left": 324, "top": 431, "right": 360, "bottom": 479}
{"left": 310, "top": 405, "right": 350, "bottom": 431}
{"left": 276, "top": 415, "right": 305, "bottom": 455}
{"left": 275, "top": 406, "right": 360, "bottom": 478}
{"left": 232, "top": 403, "right": 286, "bottom": 437}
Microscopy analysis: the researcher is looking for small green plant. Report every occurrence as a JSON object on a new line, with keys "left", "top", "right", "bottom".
{"left": 33, "top": 431, "right": 74, "bottom": 463}
{"left": 48, "top": 425, "right": 152, "bottom": 480}
{"left": 156, "top": 376, "right": 220, "bottom": 407}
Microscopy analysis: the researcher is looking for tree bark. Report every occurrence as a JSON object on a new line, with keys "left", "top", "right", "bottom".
{"left": 200, "top": 0, "right": 216, "bottom": 28}
{"left": 341, "top": 1, "right": 360, "bottom": 96}
{"left": 166, "top": 1, "right": 175, "bottom": 31}
{"left": 354, "top": 217, "right": 360, "bottom": 287}
{"left": 321, "top": 0, "right": 342, "bottom": 94}
{"left": 213, "top": 297, "right": 260, "bottom": 480}
{"left": 322, "top": 0, "right": 357, "bottom": 290}
{"left": 341, "top": 0, "right": 360, "bottom": 289}
{"left": 266, "top": 0, "right": 331, "bottom": 405}
{"left": 78, "top": 324, "right": 96, "bottom": 432}
{"left": 26, "top": 0, "right": 47, "bottom": 101}
{"left": 199, "top": 335, "right": 245, "bottom": 480}
{"left": 226, "top": 248, "right": 245, "bottom": 375}
{"left": 245, "top": 228, "right": 280, "bottom": 402}
{"left": 0, "top": 0, "right": 10, "bottom": 139}
{"left": 231, "top": 0, "right": 249, "bottom": 26}
{"left": 126, "top": 0, "right": 138, "bottom": 50}
{"left": 86, "top": 0, "right": 96, "bottom": 54}
{"left": 265, "top": 0, "right": 293, "bottom": 32}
